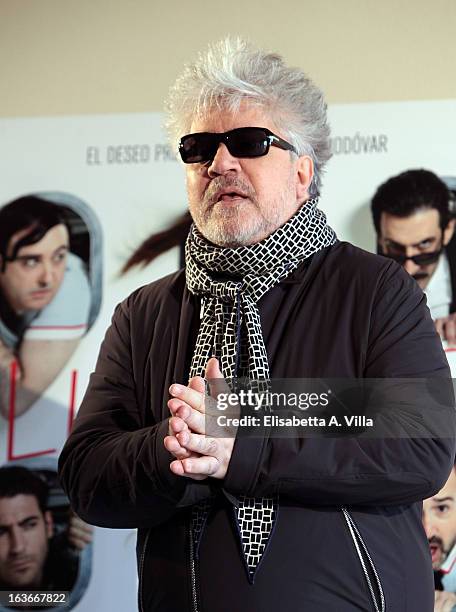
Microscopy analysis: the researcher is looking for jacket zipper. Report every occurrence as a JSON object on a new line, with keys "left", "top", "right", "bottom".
{"left": 139, "top": 529, "right": 151, "bottom": 612}
{"left": 140, "top": 511, "right": 382, "bottom": 611}
{"left": 342, "top": 507, "right": 386, "bottom": 612}
{"left": 188, "top": 523, "right": 200, "bottom": 612}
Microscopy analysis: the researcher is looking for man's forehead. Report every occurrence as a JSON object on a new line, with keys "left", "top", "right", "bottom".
{"left": 189, "top": 101, "right": 276, "bottom": 133}
{"left": 0, "top": 493, "right": 41, "bottom": 523}
{"left": 436, "top": 469, "right": 456, "bottom": 498}
{"left": 380, "top": 209, "right": 441, "bottom": 244}
{"left": 424, "top": 470, "right": 456, "bottom": 506}
{"left": 8, "top": 223, "right": 69, "bottom": 257}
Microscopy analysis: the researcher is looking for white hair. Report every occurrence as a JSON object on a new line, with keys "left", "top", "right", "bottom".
{"left": 165, "top": 37, "right": 332, "bottom": 196}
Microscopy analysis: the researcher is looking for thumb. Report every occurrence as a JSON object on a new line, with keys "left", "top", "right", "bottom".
{"left": 205, "top": 357, "right": 223, "bottom": 380}
{"left": 205, "top": 357, "right": 231, "bottom": 399}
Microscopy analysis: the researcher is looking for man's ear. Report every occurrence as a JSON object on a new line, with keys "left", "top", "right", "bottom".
{"left": 44, "top": 510, "right": 54, "bottom": 539}
{"left": 443, "top": 219, "right": 455, "bottom": 246}
{"left": 295, "top": 155, "right": 314, "bottom": 201}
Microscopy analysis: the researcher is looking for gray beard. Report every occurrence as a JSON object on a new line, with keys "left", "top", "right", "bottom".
{"left": 189, "top": 174, "right": 296, "bottom": 247}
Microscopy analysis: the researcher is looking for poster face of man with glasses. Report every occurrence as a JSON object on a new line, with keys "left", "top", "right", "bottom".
{"left": 371, "top": 169, "right": 456, "bottom": 341}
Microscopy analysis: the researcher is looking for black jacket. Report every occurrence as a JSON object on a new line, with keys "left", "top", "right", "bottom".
{"left": 59, "top": 242, "right": 455, "bottom": 611}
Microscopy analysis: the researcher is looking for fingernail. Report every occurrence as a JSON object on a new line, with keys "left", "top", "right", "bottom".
{"left": 170, "top": 384, "right": 183, "bottom": 396}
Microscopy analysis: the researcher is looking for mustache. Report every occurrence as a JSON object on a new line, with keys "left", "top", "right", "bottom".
{"left": 203, "top": 176, "right": 256, "bottom": 207}
{"left": 9, "top": 554, "right": 35, "bottom": 564}
{"left": 412, "top": 273, "right": 429, "bottom": 281}
{"left": 428, "top": 536, "right": 444, "bottom": 549}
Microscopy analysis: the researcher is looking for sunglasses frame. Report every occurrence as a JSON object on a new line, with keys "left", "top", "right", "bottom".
{"left": 179, "top": 126, "right": 298, "bottom": 164}
{"left": 382, "top": 248, "right": 443, "bottom": 266}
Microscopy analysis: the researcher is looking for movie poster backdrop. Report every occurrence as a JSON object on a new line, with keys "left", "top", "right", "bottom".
{"left": 0, "top": 101, "right": 455, "bottom": 610}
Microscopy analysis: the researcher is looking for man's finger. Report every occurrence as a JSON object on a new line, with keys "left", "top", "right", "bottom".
{"left": 169, "top": 458, "right": 209, "bottom": 480}
{"left": 435, "top": 318, "right": 444, "bottom": 337}
{"left": 168, "top": 398, "right": 187, "bottom": 415}
{"left": 68, "top": 527, "right": 93, "bottom": 545}
{"left": 180, "top": 455, "right": 219, "bottom": 477}
{"left": 164, "top": 434, "right": 193, "bottom": 459}
{"left": 434, "top": 589, "right": 456, "bottom": 612}
{"left": 434, "top": 590, "right": 452, "bottom": 612}
{"left": 176, "top": 405, "right": 205, "bottom": 434}
{"left": 188, "top": 376, "right": 205, "bottom": 394}
{"left": 168, "top": 400, "right": 195, "bottom": 422}
{"left": 68, "top": 537, "right": 89, "bottom": 551}
{"left": 168, "top": 416, "right": 189, "bottom": 437}
{"left": 444, "top": 319, "right": 456, "bottom": 346}
{"left": 69, "top": 526, "right": 93, "bottom": 540}
{"left": 169, "top": 405, "right": 205, "bottom": 435}
{"left": 169, "top": 383, "right": 206, "bottom": 414}
{"left": 176, "top": 430, "right": 219, "bottom": 456}
{"left": 69, "top": 516, "right": 93, "bottom": 532}
{"left": 67, "top": 517, "right": 93, "bottom": 550}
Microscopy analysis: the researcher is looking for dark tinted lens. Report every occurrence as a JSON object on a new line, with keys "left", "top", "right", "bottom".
{"left": 180, "top": 133, "right": 217, "bottom": 163}
{"left": 385, "top": 253, "right": 407, "bottom": 264}
{"left": 411, "top": 251, "right": 441, "bottom": 265}
{"left": 384, "top": 250, "right": 441, "bottom": 265}
{"left": 227, "top": 128, "right": 269, "bottom": 157}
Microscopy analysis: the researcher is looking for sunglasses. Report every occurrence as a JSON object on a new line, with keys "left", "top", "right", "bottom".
{"left": 179, "top": 127, "right": 298, "bottom": 164}
{"left": 380, "top": 248, "right": 443, "bottom": 266}
{"left": 379, "top": 229, "right": 445, "bottom": 266}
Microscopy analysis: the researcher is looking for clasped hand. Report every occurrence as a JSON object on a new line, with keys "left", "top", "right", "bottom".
{"left": 164, "top": 357, "right": 237, "bottom": 481}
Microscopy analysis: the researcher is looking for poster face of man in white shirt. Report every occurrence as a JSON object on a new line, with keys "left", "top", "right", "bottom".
{"left": 423, "top": 467, "right": 456, "bottom": 611}
{"left": 423, "top": 467, "right": 456, "bottom": 570}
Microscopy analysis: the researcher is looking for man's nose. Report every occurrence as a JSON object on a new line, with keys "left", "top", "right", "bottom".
{"left": 207, "top": 143, "right": 241, "bottom": 177}
{"left": 10, "top": 528, "right": 26, "bottom": 555}
{"left": 38, "top": 262, "right": 54, "bottom": 286}
{"left": 403, "top": 258, "right": 421, "bottom": 276}
{"left": 403, "top": 248, "right": 421, "bottom": 276}
{"left": 422, "top": 513, "right": 437, "bottom": 539}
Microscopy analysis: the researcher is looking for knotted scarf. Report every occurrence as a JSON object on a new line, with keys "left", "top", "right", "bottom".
{"left": 185, "top": 197, "right": 337, "bottom": 581}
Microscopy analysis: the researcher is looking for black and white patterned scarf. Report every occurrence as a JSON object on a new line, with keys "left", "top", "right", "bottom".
{"left": 185, "top": 197, "right": 337, "bottom": 582}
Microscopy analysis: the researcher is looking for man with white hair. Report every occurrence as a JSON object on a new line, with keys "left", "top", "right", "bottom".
{"left": 59, "top": 39, "right": 454, "bottom": 611}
